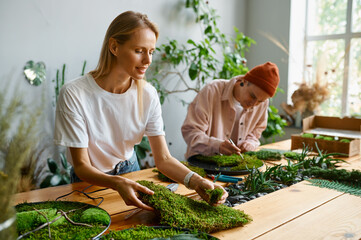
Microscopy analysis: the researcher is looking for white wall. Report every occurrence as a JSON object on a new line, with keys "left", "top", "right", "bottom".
{"left": 244, "top": 0, "right": 291, "bottom": 111}
{"left": 0, "top": 0, "right": 247, "bottom": 162}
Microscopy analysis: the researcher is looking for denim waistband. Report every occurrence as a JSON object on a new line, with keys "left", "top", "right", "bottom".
{"left": 70, "top": 151, "right": 139, "bottom": 183}
{"left": 106, "top": 151, "right": 138, "bottom": 175}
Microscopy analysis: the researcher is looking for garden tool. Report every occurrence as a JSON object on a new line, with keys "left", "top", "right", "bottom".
{"left": 229, "top": 138, "right": 244, "bottom": 160}
{"left": 208, "top": 173, "right": 243, "bottom": 183}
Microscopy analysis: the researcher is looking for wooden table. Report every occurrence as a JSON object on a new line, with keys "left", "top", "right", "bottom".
{"left": 14, "top": 140, "right": 361, "bottom": 240}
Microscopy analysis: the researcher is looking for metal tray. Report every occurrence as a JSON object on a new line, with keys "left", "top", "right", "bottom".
{"left": 15, "top": 200, "right": 111, "bottom": 240}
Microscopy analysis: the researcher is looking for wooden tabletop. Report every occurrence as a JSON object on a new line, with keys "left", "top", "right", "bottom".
{"left": 13, "top": 139, "right": 361, "bottom": 240}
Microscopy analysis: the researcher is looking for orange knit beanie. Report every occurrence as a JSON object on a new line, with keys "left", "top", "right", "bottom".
{"left": 243, "top": 62, "right": 280, "bottom": 97}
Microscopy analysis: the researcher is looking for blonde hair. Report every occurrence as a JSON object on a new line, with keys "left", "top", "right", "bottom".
{"left": 90, "top": 11, "right": 159, "bottom": 118}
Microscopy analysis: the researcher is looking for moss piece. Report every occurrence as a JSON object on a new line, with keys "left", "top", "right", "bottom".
{"left": 80, "top": 208, "right": 110, "bottom": 226}
{"left": 301, "top": 133, "right": 314, "bottom": 138}
{"left": 315, "top": 135, "right": 324, "bottom": 139}
{"left": 152, "top": 169, "right": 175, "bottom": 182}
{"left": 245, "top": 150, "right": 282, "bottom": 160}
{"left": 230, "top": 155, "right": 263, "bottom": 171}
{"left": 283, "top": 151, "right": 301, "bottom": 160}
{"left": 205, "top": 188, "right": 224, "bottom": 205}
{"left": 137, "top": 180, "right": 252, "bottom": 233}
{"left": 323, "top": 136, "right": 334, "bottom": 141}
{"left": 194, "top": 154, "right": 242, "bottom": 167}
{"left": 340, "top": 139, "right": 351, "bottom": 143}
{"left": 182, "top": 161, "right": 207, "bottom": 177}
{"left": 16, "top": 208, "right": 62, "bottom": 232}
{"left": 153, "top": 162, "right": 207, "bottom": 182}
{"left": 103, "top": 225, "right": 215, "bottom": 240}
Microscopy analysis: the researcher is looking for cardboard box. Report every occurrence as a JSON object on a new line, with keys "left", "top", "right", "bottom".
{"left": 291, "top": 115, "right": 361, "bottom": 156}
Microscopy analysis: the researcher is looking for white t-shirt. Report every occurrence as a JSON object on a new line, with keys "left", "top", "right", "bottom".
{"left": 54, "top": 73, "right": 165, "bottom": 172}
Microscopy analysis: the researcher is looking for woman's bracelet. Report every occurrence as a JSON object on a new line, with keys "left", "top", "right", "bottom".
{"left": 183, "top": 171, "right": 195, "bottom": 189}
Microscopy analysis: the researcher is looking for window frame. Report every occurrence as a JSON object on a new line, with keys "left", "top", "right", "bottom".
{"left": 289, "top": 0, "right": 361, "bottom": 116}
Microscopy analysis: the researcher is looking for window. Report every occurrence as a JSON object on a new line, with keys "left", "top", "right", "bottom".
{"left": 304, "top": 0, "right": 361, "bottom": 117}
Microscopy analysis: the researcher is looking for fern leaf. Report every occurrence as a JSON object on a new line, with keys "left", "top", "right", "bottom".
{"left": 307, "top": 179, "right": 361, "bottom": 197}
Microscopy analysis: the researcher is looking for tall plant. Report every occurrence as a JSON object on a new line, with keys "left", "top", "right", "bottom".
{"left": 149, "top": 0, "right": 254, "bottom": 102}
{"left": 262, "top": 89, "right": 288, "bottom": 144}
{"left": 40, "top": 61, "right": 87, "bottom": 188}
{"left": 0, "top": 91, "right": 39, "bottom": 239}
{"left": 148, "top": 0, "right": 286, "bottom": 143}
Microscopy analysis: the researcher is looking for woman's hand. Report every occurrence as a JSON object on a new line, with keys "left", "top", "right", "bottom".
{"left": 189, "top": 174, "right": 228, "bottom": 206}
{"left": 113, "top": 177, "right": 155, "bottom": 211}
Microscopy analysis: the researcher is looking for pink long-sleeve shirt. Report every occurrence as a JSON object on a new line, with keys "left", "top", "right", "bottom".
{"left": 181, "top": 77, "right": 268, "bottom": 159}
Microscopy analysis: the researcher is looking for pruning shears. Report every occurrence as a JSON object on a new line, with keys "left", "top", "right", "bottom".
{"left": 207, "top": 173, "right": 243, "bottom": 183}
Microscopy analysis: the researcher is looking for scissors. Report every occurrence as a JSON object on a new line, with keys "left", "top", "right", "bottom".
{"left": 207, "top": 173, "right": 243, "bottom": 183}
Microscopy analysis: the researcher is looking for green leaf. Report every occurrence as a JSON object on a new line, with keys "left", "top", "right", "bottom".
{"left": 60, "top": 175, "right": 70, "bottom": 185}
{"left": 187, "top": 39, "right": 197, "bottom": 46}
{"left": 135, "top": 146, "right": 147, "bottom": 160}
{"left": 23, "top": 60, "right": 46, "bottom": 86}
{"left": 188, "top": 62, "right": 198, "bottom": 80}
{"left": 50, "top": 174, "right": 62, "bottom": 186}
{"left": 204, "top": 25, "right": 212, "bottom": 34}
{"left": 60, "top": 152, "right": 67, "bottom": 169}
{"left": 40, "top": 175, "right": 52, "bottom": 188}
{"left": 47, "top": 158, "right": 59, "bottom": 174}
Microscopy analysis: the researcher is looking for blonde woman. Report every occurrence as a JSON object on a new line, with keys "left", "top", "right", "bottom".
{"left": 54, "top": 11, "right": 227, "bottom": 210}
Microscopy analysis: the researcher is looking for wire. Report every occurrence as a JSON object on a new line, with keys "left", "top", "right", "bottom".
{"left": 55, "top": 185, "right": 108, "bottom": 207}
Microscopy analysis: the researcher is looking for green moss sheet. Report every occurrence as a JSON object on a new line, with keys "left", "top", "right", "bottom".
{"left": 102, "top": 225, "right": 217, "bottom": 240}
{"left": 194, "top": 154, "right": 242, "bottom": 167}
{"left": 137, "top": 180, "right": 252, "bottom": 233}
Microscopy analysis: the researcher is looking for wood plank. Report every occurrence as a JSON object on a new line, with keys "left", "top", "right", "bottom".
{"left": 14, "top": 168, "right": 206, "bottom": 216}
{"left": 212, "top": 181, "right": 343, "bottom": 240}
{"left": 109, "top": 209, "right": 160, "bottom": 231}
{"left": 256, "top": 193, "right": 361, "bottom": 240}
{"left": 338, "top": 154, "right": 361, "bottom": 171}
{"left": 14, "top": 182, "right": 110, "bottom": 204}
{"left": 258, "top": 139, "right": 291, "bottom": 151}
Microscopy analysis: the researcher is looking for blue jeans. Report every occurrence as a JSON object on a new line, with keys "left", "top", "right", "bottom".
{"left": 70, "top": 151, "right": 140, "bottom": 183}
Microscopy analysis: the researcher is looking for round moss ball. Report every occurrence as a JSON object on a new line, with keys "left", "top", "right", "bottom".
{"left": 80, "top": 208, "right": 110, "bottom": 225}
{"left": 301, "top": 133, "right": 314, "bottom": 138}
{"left": 323, "top": 136, "right": 334, "bottom": 141}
